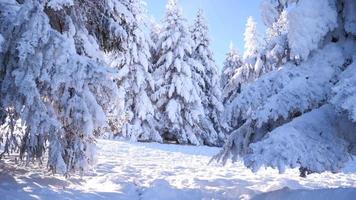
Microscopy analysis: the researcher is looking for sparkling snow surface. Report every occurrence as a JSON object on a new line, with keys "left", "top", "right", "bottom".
{"left": 1, "top": 139, "right": 356, "bottom": 200}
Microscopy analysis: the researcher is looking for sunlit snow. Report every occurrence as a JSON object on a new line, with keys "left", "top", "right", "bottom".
{"left": 1, "top": 139, "right": 355, "bottom": 200}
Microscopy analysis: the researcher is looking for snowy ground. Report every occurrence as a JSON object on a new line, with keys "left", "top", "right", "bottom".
{"left": 1, "top": 139, "right": 356, "bottom": 200}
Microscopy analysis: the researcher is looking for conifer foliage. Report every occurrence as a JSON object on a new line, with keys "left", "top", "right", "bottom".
{"left": 0, "top": 0, "right": 119, "bottom": 175}
{"left": 190, "top": 10, "right": 224, "bottom": 146}
{"left": 217, "top": 0, "right": 356, "bottom": 175}
{"left": 104, "top": 0, "right": 161, "bottom": 143}
{"left": 151, "top": 0, "right": 205, "bottom": 145}
{"left": 221, "top": 44, "right": 243, "bottom": 105}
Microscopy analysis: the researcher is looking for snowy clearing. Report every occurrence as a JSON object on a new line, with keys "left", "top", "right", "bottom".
{"left": 1, "top": 139, "right": 356, "bottom": 200}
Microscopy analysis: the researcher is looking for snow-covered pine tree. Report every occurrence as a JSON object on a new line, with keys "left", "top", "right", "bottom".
{"left": 190, "top": 10, "right": 224, "bottom": 146}
{"left": 222, "top": 17, "right": 265, "bottom": 108}
{"left": 242, "top": 16, "right": 264, "bottom": 80}
{"left": 102, "top": 0, "right": 161, "bottom": 142}
{"left": 263, "top": 9, "right": 289, "bottom": 72}
{"left": 227, "top": 5, "right": 290, "bottom": 107}
{"left": 223, "top": 11, "right": 288, "bottom": 108}
{"left": 216, "top": 0, "right": 356, "bottom": 176}
{"left": 152, "top": 0, "right": 204, "bottom": 145}
{"left": 149, "top": 19, "right": 162, "bottom": 69}
{"left": 0, "top": 0, "right": 119, "bottom": 175}
{"left": 220, "top": 43, "right": 243, "bottom": 105}
{"left": 243, "top": 17, "right": 261, "bottom": 61}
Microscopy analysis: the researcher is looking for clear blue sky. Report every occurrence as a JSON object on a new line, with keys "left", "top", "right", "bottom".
{"left": 146, "top": 0, "right": 265, "bottom": 68}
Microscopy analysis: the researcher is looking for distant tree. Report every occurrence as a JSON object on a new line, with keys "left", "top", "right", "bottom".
{"left": 190, "top": 10, "right": 225, "bottom": 146}
{"left": 149, "top": 19, "right": 162, "bottom": 69}
{"left": 263, "top": 9, "right": 289, "bottom": 72}
{"left": 151, "top": 0, "right": 204, "bottom": 145}
{"left": 243, "top": 17, "right": 262, "bottom": 62}
{"left": 103, "top": 0, "right": 161, "bottom": 142}
{"left": 220, "top": 43, "right": 243, "bottom": 104}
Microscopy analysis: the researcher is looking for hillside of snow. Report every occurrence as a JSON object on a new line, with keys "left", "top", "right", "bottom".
{"left": 1, "top": 139, "right": 355, "bottom": 200}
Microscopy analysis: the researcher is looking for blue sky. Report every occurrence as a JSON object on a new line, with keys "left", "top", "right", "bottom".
{"left": 146, "top": 0, "right": 265, "bottom": 68}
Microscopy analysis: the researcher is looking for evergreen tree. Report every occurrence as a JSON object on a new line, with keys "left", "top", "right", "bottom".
{"left": 0, "top": 0, "right": 119, "bottom": 175}
{"left": 222, "top": 17, "right": 264, "bottom": 105}
{"left": 243, "top": 17, "right": 261, "bottom": 61}
{"left": 220, "top": 43, "right": 243, "bottom": 105}
{"left": 105, "top": 0, "right": 161, "bottom": 142}
{"left": 149, "top": 19, "right": 162, "bottom": 67}
{"left": 216, "top": 0, "right": 356, "bottom": 176}
{"left": 152, "top": 0, "right": 204, "bottom": 145}
{"left": 263, "top": 9, "right": 289, "bottom": 71}
{"left": 222, "top": 8, "right": 289, "bottom": 132}
{"left": 190, "top": 10, "right": 224, "bottom": 146}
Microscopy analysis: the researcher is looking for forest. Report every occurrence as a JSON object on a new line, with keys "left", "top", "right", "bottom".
{"left": 0, "top": 0, "right": 356, "bottom": 199}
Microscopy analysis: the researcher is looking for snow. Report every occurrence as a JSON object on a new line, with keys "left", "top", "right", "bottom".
{"left": 287, "top": 0, "right": 338, "bottom": 60}
{"left": 245, "top": 105, "right": 354, "bottom": 173}
{"left": 253, "top": 188, "right": 356, "bottom": 200}
{"left": 332, "top": 53, "right": 356, "bottom": 122}
{"left": 343, "top": 0, "right": 356, "bottom": 35}
{"left": 47, "top": 0, "right": 74, "bottom": 11}
{"left": 1, "top": 139, "right": 356, "bottom": 200}
{"left": 1, "top": 1, "right": 356, "bottom": 199}
{"left": 0, "top": 33, "right": 3, "bottom": 52}
{"left": 243, "top": 16, "right": 261, "bottom": 60}
{"left": 220, "top": 43, "right": 348, "bottom": 164}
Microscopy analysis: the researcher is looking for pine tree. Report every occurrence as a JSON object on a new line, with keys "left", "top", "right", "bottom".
{"left": 0, "top": 0, "right": 119, "bottom": 175}
{"left": 190, "top": 10, "right": 224, "bottom": 146}
{"left": 263, "top": 9, "right": 289, "bottom": 71}
{"left": 243, "top": 17, "right": 262, "bottom": 62}
{"left": 222, "top": 17, "right": 263, "bottom": 103}
{"left": 152, "top": 0, "right": 204, "bottom": 145}
{"left": 220, "top": 43, "right": 243, "bottom": 105}
{"left": 149, "top": 19, "right": 162, "bottom": 67}
{"left": 240, "top": 7, "right": 290, "bottom": 88}
{"left": 216, "top": 0, "right": 356, "bottom": 176}
{"left": 104, "top": 0, "right": 161, "bottom": 142}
